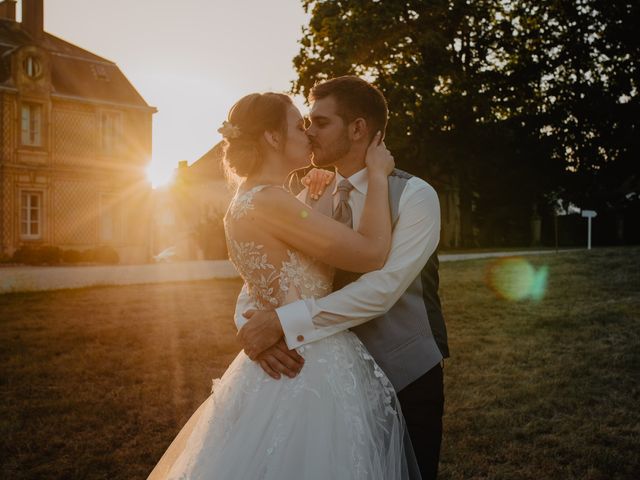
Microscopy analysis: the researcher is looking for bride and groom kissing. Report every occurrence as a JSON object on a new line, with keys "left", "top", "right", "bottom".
{"left": 149, "top": 75, "right": 449, "bottom": 480}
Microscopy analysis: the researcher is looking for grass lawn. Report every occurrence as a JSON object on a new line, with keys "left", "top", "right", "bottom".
{"left": 1, "top": 247, "right": 639, "bottom": 479}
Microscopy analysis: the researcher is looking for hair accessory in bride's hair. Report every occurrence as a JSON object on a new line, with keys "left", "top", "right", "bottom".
{"left": 218, "top": 121, "right": 242, "bottom": 140}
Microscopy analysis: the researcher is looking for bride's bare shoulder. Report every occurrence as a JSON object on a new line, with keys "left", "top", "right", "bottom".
{"left": 252, "top": 185, "right": 303, "bottom": 211}
{"left": 242, "top": 186, "right": 312, "bottom": 229}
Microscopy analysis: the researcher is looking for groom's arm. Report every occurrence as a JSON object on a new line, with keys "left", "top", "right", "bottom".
{"left": 234, "top": 284, "right": 253, "bottom": 331}
{"left": 277, "top": 179, "right": 440, "bottom": 349}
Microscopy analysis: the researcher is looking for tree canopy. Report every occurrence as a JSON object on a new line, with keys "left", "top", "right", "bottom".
{"left": 293, "top": 0, "right": 639, "bottom": 246}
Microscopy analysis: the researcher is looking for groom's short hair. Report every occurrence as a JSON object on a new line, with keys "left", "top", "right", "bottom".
{"left": 310, "top": 76, "right": 388, "bottom": 140}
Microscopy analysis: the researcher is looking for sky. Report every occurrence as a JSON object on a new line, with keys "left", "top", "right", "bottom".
{"left": 28, "top": 0, "right": 310, "bottom": 186}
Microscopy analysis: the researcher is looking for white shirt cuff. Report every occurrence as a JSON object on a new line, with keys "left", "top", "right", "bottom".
{"left": 276, "top": 300, "right": 316, "bottom": 349}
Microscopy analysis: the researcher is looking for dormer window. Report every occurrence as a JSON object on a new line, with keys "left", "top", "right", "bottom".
{"left": 24, "top": 55, "right": 42, "bottom": 79}
{"left": 92, "top": 64, "right": 110, "bottom": 81}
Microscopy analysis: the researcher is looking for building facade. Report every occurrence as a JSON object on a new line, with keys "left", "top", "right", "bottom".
{"left": 0, "top": 0, "right": 156, "bottom": 263}
{"left": 152, "top": 142, "right": 232, "bottom": 261}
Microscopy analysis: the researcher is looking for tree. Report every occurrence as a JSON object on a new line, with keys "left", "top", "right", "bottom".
{"left": 293, "top": 0, "right": 557, "bottom": 246}
{"left": 293, "top": 0, "right": 639, "bottom": 246}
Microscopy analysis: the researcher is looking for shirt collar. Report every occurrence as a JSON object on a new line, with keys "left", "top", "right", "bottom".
{"left": 332, "top": 167, "right": 368, "bottom": 195}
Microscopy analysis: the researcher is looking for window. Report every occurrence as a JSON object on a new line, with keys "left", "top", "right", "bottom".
{"left": 21, "top": 103, "right": 42, "bottom": 146}
{"left": 21, "top": 191, "right": 42, "bottom": 239}
{"left": 100, "top": 194, "right": 116, "bottom": 242}
{"left": 92, "top": 64, "right": 110, "bottom": 81}
{"left": 101, "top": 111, "right": 122, "bottom": 155}
{"left": 24, "top": 56, "right": 42, "bottom": 78}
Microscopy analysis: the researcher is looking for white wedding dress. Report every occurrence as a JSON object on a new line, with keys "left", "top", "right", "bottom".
{"left": 148, "top": 185, "right": 419, "bottom": 480}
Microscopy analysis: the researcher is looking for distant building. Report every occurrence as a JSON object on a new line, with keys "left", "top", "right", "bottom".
{"left": 0, "top": 0, "right": 156, "bottom": 263}
{"left": 152, "top": 142, "right": 232, "bottom": 260}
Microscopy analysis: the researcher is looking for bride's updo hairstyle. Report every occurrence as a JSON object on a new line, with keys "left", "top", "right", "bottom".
{"left": 221, "top": 92, "right": 292, "bottom": 182}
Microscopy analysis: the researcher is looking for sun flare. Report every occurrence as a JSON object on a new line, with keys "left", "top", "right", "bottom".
{"left": 146, "top": 161, "right": 175, "bottom": 189}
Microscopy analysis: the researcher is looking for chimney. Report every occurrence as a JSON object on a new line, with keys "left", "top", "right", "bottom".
{"left": 22, "top": 0, "right": 44, "bottom": 42}
{"left": 0, "top": 0, "right": 17, "bottom": 21}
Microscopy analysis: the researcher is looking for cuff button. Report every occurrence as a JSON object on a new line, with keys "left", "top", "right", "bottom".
{"left": 297, "top": 335, "right": 304, "bottom": 342}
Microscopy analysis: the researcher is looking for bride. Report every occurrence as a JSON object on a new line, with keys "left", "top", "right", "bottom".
{"left": 148, "top": 92, "right": 420, "bottom": 479}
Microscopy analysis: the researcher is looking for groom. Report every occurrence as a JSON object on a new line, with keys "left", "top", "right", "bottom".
{"left": 235, "top": 75, "right": 449, "bottom": 479}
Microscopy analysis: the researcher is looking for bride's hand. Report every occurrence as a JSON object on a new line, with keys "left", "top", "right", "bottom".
{"left": 302, "top": 168, "right": 335, "bottom": 200}
{"left": 365, "top": 132, "right": 394, "bottom": 177}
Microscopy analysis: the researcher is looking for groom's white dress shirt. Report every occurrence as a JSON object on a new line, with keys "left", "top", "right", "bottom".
{"left": 235, "top": 168, "right": 440, "bottom": 349}
{"left": 234, "top": 167, "right": 440, "bottom": 350}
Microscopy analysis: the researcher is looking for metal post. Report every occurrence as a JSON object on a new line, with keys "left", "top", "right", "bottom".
{"left": 581, "top": 210, "right": 597, "bottom": 250}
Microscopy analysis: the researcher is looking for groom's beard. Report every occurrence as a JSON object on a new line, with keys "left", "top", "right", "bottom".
{"left": 311, "top": 129, "right": 351, "bottom": 167}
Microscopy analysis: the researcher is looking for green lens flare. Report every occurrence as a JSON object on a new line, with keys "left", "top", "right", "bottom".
{"left": 529, "top": 266, "right": 549, "bottom": 301}
{"left": 487, "top": 258, "right": 549, "bottom": 301}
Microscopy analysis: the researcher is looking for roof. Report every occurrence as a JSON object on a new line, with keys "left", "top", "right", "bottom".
{"left": 183, "top": 142, "right": 226, "bottom": 182}
{"left": 0, "top": 18, "right": 154, "bottom": 110}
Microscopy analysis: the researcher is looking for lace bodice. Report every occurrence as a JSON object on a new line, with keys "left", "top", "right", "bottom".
{"left": 224, "top": 185, "right": 333, "bottom": 309}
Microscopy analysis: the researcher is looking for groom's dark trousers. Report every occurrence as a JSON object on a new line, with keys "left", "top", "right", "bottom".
{"left": 397, "top": 362, "right": 444, "bottom": 480}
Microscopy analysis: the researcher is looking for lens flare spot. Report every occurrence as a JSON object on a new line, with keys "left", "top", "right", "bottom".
{"left": 300, "top": 209, "right": 309, "bottom": 219}
{"left": 487, "top": 257, "right": 549, "bottom": 301}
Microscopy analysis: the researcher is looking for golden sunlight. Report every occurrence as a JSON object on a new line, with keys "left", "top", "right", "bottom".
{"left": 146, "top": 160, "right": 175, "bottom": 189}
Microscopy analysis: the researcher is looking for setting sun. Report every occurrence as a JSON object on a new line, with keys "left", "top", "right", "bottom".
{"left": 146, "top": 160, "right": 175, "bottom": 189}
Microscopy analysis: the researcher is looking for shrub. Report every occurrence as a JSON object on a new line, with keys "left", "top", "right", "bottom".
{"left": 10, "top": 246, "right": 119, "bottom": 265}
{"left": 93, "top": 246, "right": 119, "bottom": 265}
{"left": 79, "top": 248, "right": 95, "bottom": 263}
{"left": 11, "top": 245, "right": 61, "bottom": 265}
{"left": 12, "top": 245, "right": 36, "bottom": 264}
{"left": 38, "top": 246, "right": 62, "bottom": 265}
{"left": 61, "top": 249, "right": 82, "bottom": 264}
{"left": 195, "top": 209, "right": 228, "bottom": 260}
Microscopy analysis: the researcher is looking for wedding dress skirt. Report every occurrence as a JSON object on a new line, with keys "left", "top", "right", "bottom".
{"left": 148, "top": 331, "right": 417, "bottom": 480}
{"left": 148, "top": 185, "right": 419, "bottom": 479}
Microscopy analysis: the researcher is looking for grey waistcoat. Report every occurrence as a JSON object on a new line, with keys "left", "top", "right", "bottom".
{"left": 309, "top": 169, "right": 449, "bottom": 392}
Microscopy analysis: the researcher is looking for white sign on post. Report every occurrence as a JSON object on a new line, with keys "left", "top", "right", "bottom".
{"left": 581, "top": 210, "right": 597, "bottom": 250}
